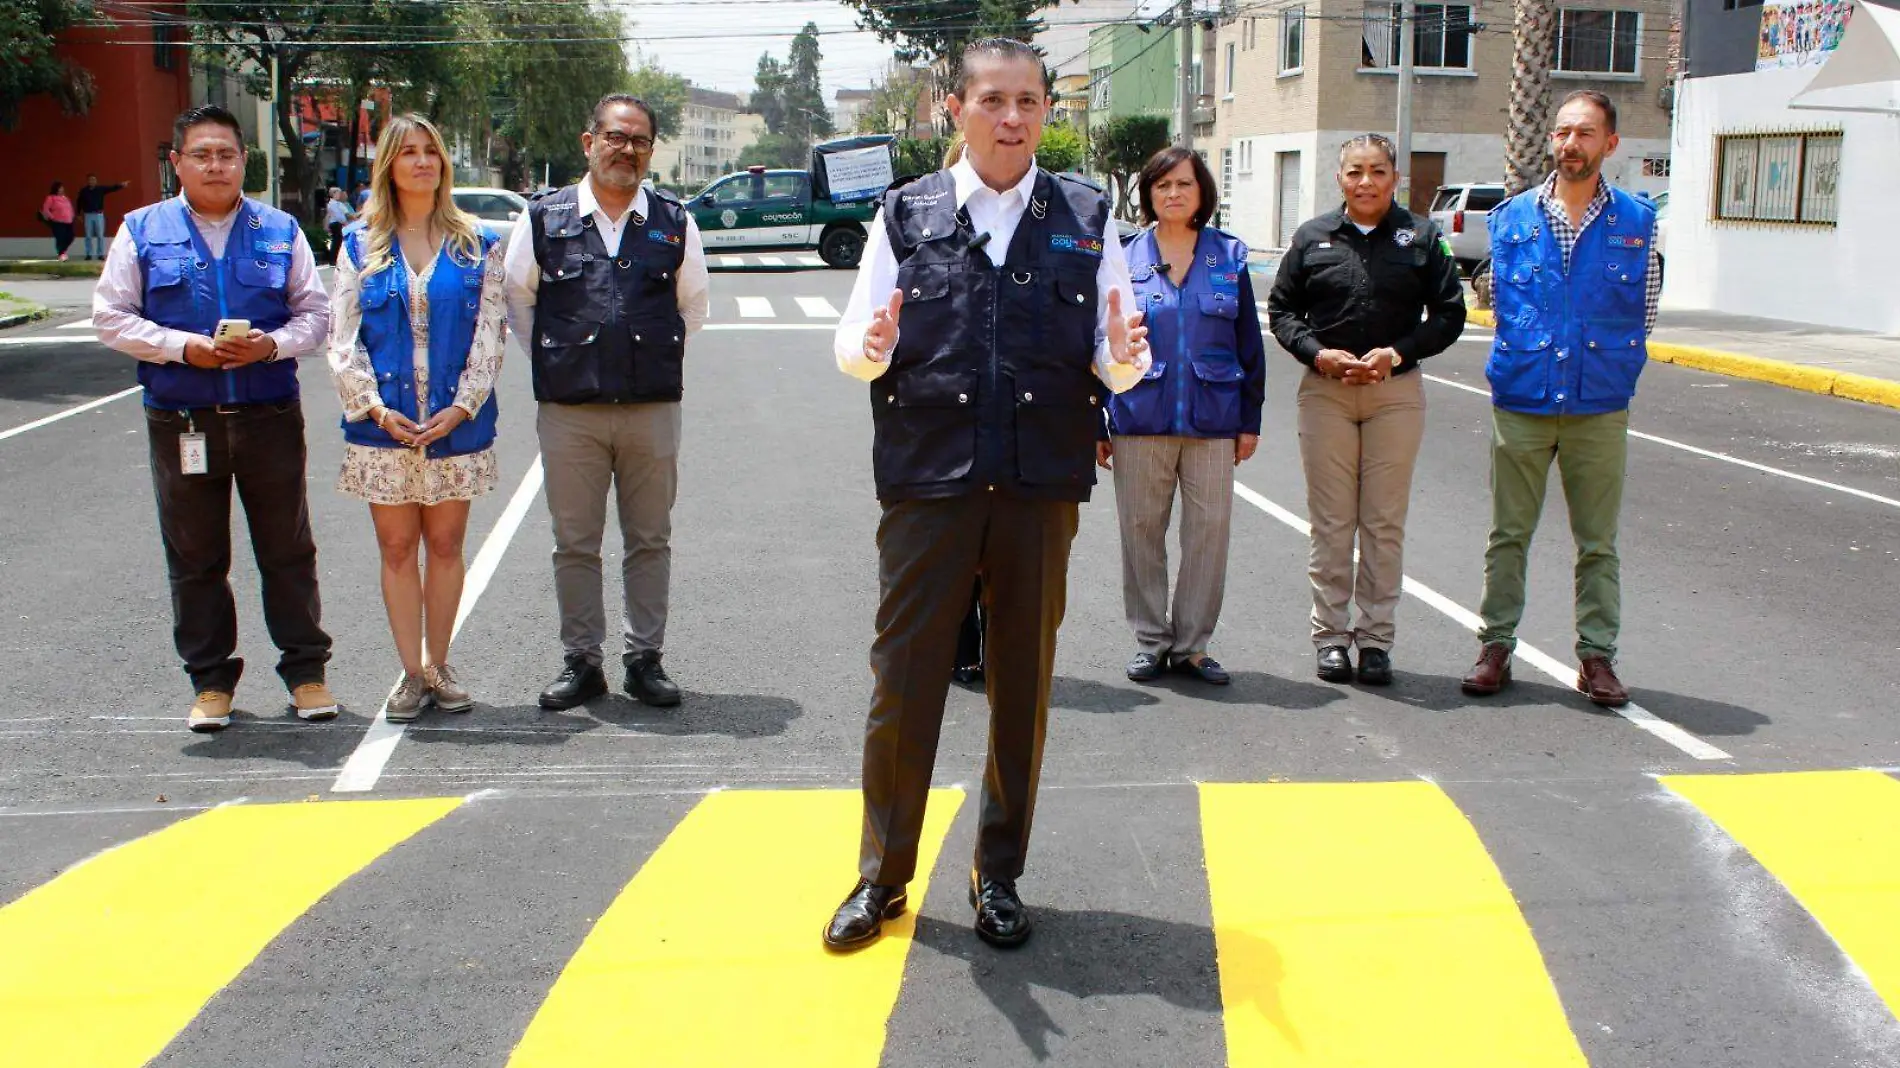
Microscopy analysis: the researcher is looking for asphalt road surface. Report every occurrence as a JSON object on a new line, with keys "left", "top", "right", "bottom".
{"left": 1, "top": 261, "right": 1897, "bottom": 1068}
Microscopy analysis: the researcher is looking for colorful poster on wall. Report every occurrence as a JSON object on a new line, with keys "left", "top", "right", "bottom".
{"left": 1758, "top": 0, "right": 1855, "bottom": 70}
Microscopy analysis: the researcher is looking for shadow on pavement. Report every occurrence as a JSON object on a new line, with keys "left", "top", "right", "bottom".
{"left": 1377, "top": 672, "right": 1772, "bottom": 736}
{"left": 0, "top": 345, "right": 133, "bottom": 404}
{"left": 180, "top": 708, "right": 376, "bottom": 768}
{"left": 1051, "top": 672, "right": 1348, "bottom": 714}
{"left": 912, "top": 906, "right": 1226, "bottom": 1060}
{"left": 396, "top": 692, "right": 804, "bottom": 742}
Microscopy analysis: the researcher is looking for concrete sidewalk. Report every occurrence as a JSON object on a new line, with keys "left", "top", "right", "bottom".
{"left": 1468, "top": 305, "right": 1900, "bottom": 411}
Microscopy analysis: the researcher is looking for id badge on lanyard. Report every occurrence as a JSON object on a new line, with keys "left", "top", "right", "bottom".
{"left": 179, "top": 412, "right": 208, "bottom": 475}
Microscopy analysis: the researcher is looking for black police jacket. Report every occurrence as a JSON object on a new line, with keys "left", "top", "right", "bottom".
{"left": 1267, "top": 204, "right": 1466, "bottom": 373}
{"left": 527, "top": 184, "right": 689, "bottom": 404}
{"left": 870, "top": 168, "right": 1111, "bottom": 503}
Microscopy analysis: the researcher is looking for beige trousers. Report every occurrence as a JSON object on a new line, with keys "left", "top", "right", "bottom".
{"left": 1295, "top": 369, "right": 1425, "bottom": 651}
{"left": 1111, "top": 435, "right": 1236, "bottom": 658}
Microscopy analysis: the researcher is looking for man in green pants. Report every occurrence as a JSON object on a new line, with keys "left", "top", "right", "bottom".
{"left": 1460, "top": 90, "right": 1662, "bottom": 707}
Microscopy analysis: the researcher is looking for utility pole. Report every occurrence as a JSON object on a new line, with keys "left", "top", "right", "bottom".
{"left": 1177, "top": 0, "right": 1194, "bottom": 149}
{"left": 1395, "top": 0, "right": 1415, "bottom": 212}
{"left": 267, "top": 48, "right": 281, "bottom": 209}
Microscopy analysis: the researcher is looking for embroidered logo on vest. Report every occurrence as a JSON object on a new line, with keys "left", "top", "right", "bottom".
{"left": 1050, "top": 234, "right": 1103, "bottom": 257}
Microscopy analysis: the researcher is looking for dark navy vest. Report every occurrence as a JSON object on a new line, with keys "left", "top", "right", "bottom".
{"left": 338, "top": 227, "right": 500, "bottom": 458}
{"left": 528, "top": 184, "right": 688, "bottom": 405}
{"left": 124, "top": 196, "right": 301, "bottom": 410}
{"left": 872, "top": 168, "right": 1110, "bottom": 503}
{"left": 1487, "top": 185, "right": 1655, "bottom": 416}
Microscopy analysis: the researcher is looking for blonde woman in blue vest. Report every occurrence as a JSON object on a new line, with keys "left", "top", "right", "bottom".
{"left": 328, "top": 114, "right": 506, "bottom": 721}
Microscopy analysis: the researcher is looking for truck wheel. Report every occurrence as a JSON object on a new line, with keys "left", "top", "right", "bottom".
{"left": 820, "top": 227, "right": 865, "bottom": 269}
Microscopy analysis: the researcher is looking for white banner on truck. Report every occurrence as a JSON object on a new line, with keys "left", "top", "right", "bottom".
{"left": 823, "top": 145, "right": 895, "bottom": 204}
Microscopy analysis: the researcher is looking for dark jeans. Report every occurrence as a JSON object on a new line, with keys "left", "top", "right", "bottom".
{"left": 145, "top": 403, "right": 331, "bottom": 695}
{"left": 859, "top": 493, "right": 1079, "bottom": 886}
{"left": 49, "top": 221, "right": 74, "bottom": 256}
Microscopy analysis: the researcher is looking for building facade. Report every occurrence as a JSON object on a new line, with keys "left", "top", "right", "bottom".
{"left": 834, "top": 88, "right": 875, "bottom": 135}
{"left": 1210, "top": 0, "right": 1675, "bottom": 251}
{"left": 1666, "top": 0, "right": 1887, "bottom": 331}
{"left": 650, "top": 88, "right": 762, "bottom": 192}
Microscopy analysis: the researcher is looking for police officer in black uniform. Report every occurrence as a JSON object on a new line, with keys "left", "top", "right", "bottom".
{"left": 503, "top": 95, "right": 710, "bottom": 711}
{"left": 823, "top": 38, "right": 1151, "bottom": 951}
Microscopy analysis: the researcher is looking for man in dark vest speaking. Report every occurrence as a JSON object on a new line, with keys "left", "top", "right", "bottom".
{"left": 824, "top": 38, "right": 1151, "bottom": 951}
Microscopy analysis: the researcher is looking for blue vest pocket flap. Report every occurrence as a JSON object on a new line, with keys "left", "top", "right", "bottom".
{"left": 1505, "top": 263, "right": 1537, "bottom": 285}
{"left": 1141, "top": 358, "right": 1166, "bottom": 380}
{"left": 146, "top": 257, "right": 190, "bottom": 288}
{"left": 1189, "top": 357, "right": 1246, "bottom": 383}
{"left": 360, "top": 271, "right": 398, "bottom": 309}
{"left": 1196, "top": 293, "right": 1239, "bottom": 320}
{"left": 1493, "top": 328, "right": 1552, "bottom": 353}
{"left": 1602, "top": 262, "right": 1642, "bottom": 285}
{"left": 891, "top": 371, "right": 976, "bottom": 408}
{"left": 233, "top": 257, "right": 287, "bottom": 290}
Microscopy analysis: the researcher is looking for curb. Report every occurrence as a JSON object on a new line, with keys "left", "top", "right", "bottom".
{"left": 0, "top": 261, "right": 103, "bottom": 279}
{"left": 0, "top": 303, "right": 51, "bottom": 330}
{"left": 1463, "top": 307, "right": 1900, "bottom": 412}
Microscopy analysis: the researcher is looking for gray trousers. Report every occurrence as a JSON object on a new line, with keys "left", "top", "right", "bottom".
{"left": 1295, "top": 370, "right": 1425, "bottom": 651}
{"left": 536, "top": 402, "right": 680, "bottom": 666}
{"left": 1111, "top": 435, "right": 1236, "bottom": 658}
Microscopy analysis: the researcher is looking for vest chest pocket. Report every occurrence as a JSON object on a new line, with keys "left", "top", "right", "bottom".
{"left": 540, "top": 255, "right": 585, "bottom": 285}
{"left": 1047, "top": 270, "right": 1096, "bottom": 352}
{"left": 1013, "top": 369, "right": 1100, "bottom": 486}
{"left": 1193, "top": 292, "right": 1240, "bottom": 355}
{"left": 534, "top": 318, "right": 602, "bottom": 397}
{"left": 233, "top": 255, "right": 288, "bottom": 291}
{"left": 872, "top": 369, "right": 977, "bottom": 487}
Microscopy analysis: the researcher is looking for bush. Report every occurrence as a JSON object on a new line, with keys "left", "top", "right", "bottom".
{"left": 244, "top": 145, "right": 269, "bottom": 194}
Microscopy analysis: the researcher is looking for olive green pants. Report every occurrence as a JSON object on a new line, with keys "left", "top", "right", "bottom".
{"left": 1477, "top": 406, "right": 1629, "bottom": 662}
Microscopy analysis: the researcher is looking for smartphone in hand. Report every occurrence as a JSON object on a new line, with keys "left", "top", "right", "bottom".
{"left": 213, "top": 318, "right": 251, "bottom": 343}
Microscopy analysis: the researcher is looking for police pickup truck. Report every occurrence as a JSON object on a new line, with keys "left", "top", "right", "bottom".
{"left": 685, "top": 135, "right": 895, "bottom": 269}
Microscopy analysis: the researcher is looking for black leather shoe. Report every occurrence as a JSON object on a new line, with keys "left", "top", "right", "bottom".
{"left": 968, "top": 871, "right": 1032, "bottom": 947}
{"left": 538, "top": 657, "right": 607, "bottom": 710}
{"left": 822, "top": 879, "right": 907, "bottom": 950}
{"left": 1356, "top": 648, "right": 1393, "bottom": 685}
{"left": 624, "top": 650, "right": 682, "bottom": 707}
{"left": 951, "top": 664, "right": 985, "bottom": 686}
{"left": 1316, "top": 645, "right": 1353, "bottom": 682}
{"left": 1126, "top": 651, "right": 1165, "bottom": 682}
{"left": 1172, "top": 654, "right": 1231, "bottom": 685}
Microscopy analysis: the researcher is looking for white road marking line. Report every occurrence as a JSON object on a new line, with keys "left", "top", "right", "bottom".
{"left": 0, "top": 385, "right": 140, "bottom": 443}
{"left": 330, "top": 455, "right": 547, "bottom": 793}
{"left": 702, "top": 323, "right": 832, "bottom": 331}
{"left": 795, "top": 296, "right": 840, "bottom": 318}
{"left": 736, "top": 296, "right": 774, "bottom": 318}
{"left": 1421, "top": 374, "right": 1900, "bottom": 511}
{"left": 1231, "top": 480, "right": 1732, "bottom": 762}
{"left": 795, "top": 255, "right": 826, "bottom": 267}
{"left": 0, "top": 335, "right": 96, "bottom": 347}
{"left": 754, "top": 255, "right": 788, "bottom": 267}
{"left": 57, "top": 319, "right": 94, "bottom": 329}
{"left": 715, "top": 254, "right": 749, "bottom": 267}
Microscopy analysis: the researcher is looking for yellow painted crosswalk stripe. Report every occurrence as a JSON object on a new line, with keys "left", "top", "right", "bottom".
{"left": 1200, "top": 781, "right": 1588, "bottom": 1067}
{"left": 506, "top": 787, "right": 964, "bottom": 1068}
{"left": 0, "top": 797, "right": 461, "bottom": 1067}
{"left": 1662, "top": 770, "right": 1900, "bottom": 1016}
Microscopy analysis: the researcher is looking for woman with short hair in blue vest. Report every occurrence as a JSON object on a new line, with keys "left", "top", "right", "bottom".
{"left": 1105, "top": 147, "right": 1266, "bottom": 686}
{"left": 328, "top": 114, "right": 506, "bottom": 722}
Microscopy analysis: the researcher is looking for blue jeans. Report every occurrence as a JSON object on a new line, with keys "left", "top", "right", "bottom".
{"left": 83, "top": 213, "right": 106, "bottom": 259}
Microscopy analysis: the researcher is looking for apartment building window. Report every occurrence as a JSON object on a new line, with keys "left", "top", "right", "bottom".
{"left": 1225, "top": 43, "right": 1237, "bottom": 93}
{"left": 1282, "top": 9, "right": 1306, "bottom": 73}
{"left": 1091, "top": 67, "right": 1111, "bottom": 110}
{"left": 1641, "top": 156, "right": 1671, "bottom": 177}
{"left": 154, "top": 18, "right": 181, "bottom": 70}
{"left": 1715, "top": 131, "right": 1841, "bottom": 225}
{"left": 1363, "top": 3, "right": 1472, "bottom": 70}
{"left": 1555, "top": 10, "right": 1640, "bottom": 75}
{"left": 1237, "top": 141, "right": 1253, "bottom": 175}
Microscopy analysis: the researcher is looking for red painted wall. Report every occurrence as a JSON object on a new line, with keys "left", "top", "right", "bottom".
{"left": 0, "top": 8, "right": 193, "bottom": 246}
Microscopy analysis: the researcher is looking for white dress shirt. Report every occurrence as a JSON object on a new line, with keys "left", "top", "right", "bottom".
{"left": 833, "top": 157, "right": 1148, "bottom": 393}
{"left": 503, "top": 176, "right": 710, "bottom": 352}
{"left": 93, "top": 195, "right": 331, "bottom": 364}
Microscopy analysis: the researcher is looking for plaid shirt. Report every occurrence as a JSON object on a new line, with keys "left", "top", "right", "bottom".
{"left": 1535, "top": 173, "right": 1662, "bottom": 335}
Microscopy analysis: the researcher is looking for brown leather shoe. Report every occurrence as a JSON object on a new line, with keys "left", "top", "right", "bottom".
{"left": 1461, "top": 643, "right": 1513, "bottom": 695}
{"left": 1577, "top": 657, "right": 1629, "bottom": 707}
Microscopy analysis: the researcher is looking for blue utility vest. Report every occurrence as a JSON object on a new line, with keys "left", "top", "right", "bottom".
{"left": 338, "top": 227, "right": 500, "bottom": 457}
{"left": 1487, "top": 186, "right": 1655, "bottom": 416}
{"left": 124, "top": 196, "right": 301, "bottom": 409}
{"left": 1111, "top": 226, "right": 1251, "bottom": 438}
{"left": 527, "top": 184, "right": 688, "bottom": 405}
{"left": 872, "top": 168, "right": 1110, "bottom": 503}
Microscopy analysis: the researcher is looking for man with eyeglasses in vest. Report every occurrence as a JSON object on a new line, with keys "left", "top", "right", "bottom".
{"left": 94, "top": 105, "right": 338, "bottom": 733}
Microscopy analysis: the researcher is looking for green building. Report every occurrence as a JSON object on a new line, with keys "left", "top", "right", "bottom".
{"left": 1085, "top": 19, "right": 1207, "bottom": 137}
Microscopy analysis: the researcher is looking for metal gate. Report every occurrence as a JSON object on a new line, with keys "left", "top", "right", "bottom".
{"left": 1276, "top": 151, "right": 1302, "bottom": 247}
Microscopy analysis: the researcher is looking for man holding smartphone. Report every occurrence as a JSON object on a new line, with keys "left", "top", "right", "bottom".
{"left": 94, "top": 105, "right": 338, "bottom": 733}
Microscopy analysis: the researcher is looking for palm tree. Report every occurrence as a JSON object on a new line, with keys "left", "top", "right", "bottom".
{"left": 1504, "top": 0, "right": 1559, "bottom": 195}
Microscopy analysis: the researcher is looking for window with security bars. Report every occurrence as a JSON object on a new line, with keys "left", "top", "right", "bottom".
{"left": 1282, "top": 9, "right": 1306, "bottom": 73}
{"left": 1363, "top": 3, "right": 1472, "bottom": 69}
{"left": 1716, "top": 132, "right": 1842, "bottom": 225}
{"left": 1220, "top": 147, "right": 1234, "bottom": 221}
{"left": 1555, "top": 9, "right": 1640, "bottom": 74}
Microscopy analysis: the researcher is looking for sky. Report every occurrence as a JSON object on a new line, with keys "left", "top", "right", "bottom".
{"left": 614, "top": 0, "right": 1169, "bottom": 107}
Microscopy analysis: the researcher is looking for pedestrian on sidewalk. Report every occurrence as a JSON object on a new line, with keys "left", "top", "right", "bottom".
{"left": 77, "top": 174, "right": 129, "bottom": 260}
{"left": 39, "top": 182, "right": 76, "bottom": 261}
{"left": 504, "top": 94, "right": 709, "bottom": 712}
{"left": 323, "top": 187, "right": 353, "bottom": 266}
{"left": 1268, "top": 134, "right": 1466, "bottom": 686}
{"left": 823, "top": 38, "right": 1150, "bottom": 953}
{"left": 1461, "top": 91, "right": 1663, "bottom": 708}
{"left": 91, "top": 104, "right": 338, "bottom": 733}
{"left": 328, "top": 114, "right": 505, "bottom": 723}
{"left": 1105, "top": 146, "right": 1265, "bottom": 688}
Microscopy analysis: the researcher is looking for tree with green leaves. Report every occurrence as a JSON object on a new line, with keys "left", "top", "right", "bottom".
{"left": 479, "top": 1, "right": 630, "bottom": 189}
{"left": 860, "top": 69, "right": 928, "bottom": 136}
{"left": 843, "top": 1, "right": 1055, "bottom": 74}
{"left": 1089, "top": 114, "right": 1169, "bottom": 221}
{"left": 0, "top": 0, "right": 96, "bottom": 129}
{"left": 784, "top": 22, "right": 834, "bottom": 149}
{"left": 1035, "top": 121, "right": 1086, "bottom": 174}
{"left": 624, "top": 65, "right": 688, "bottom": 143}
{"left": 748, "top": 54, "right": 789, "bottom": 134}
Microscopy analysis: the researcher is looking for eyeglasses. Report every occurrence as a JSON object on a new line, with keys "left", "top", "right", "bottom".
{"left": 180, "top": 150, "right": 243, "bottom": 168}
{"left": 595, "top": 131, "right": 655, "bottom": 152}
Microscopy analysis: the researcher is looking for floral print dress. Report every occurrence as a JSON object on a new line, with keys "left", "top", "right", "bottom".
{"left": 328, "top": 239, "right": 506, "bottom": 506}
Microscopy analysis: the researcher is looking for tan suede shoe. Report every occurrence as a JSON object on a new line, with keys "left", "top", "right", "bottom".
{"left": 187, "top": 691, "right": 234, "bottom": 733}
{"left": 291, "top": 682, "right": 340, "bottom": 722}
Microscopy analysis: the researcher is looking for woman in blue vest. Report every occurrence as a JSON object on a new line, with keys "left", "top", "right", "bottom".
{"left": 328, "top": 114, "right": 505, "bottom": 721}
{"left": 1104, "top": 147, "right": 1266, "bottom": 686}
